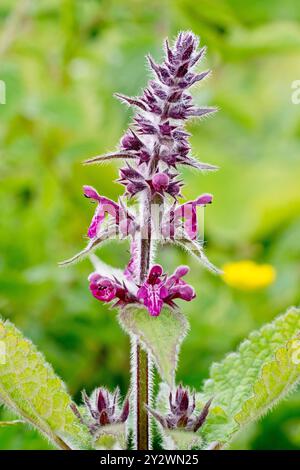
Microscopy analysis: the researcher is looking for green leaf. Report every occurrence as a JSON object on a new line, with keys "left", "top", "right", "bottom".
{"left": 235, "top": 337, "right": 300, "bottom": 425}
{"left": 199, "top": 307, "right": 300, "bottom": 445}
{"left": 118, "top": 306, "right": 189, "bottom": 386}
{"left": 0, "top": 420, "right": 24, "bottom": 427}
{"left": 0, "top": 318, "right": 91, "bottom": 450}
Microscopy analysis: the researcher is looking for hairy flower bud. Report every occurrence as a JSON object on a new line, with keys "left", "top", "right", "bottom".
{"left": 152, "top": 172, "right": 170, "bottom": 192}
{"left": 146, "top": 385, "right": 212, "bottom": 432}
{"left": 71, "top": 387, "right": 129, "bottom": 435}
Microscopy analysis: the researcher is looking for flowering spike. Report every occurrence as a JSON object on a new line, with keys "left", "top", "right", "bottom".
{"left": 64, "top": 31, "right": 220, "bottom": 450}
{"left": 83, "top": 186, "right": 120, "bottom": 239}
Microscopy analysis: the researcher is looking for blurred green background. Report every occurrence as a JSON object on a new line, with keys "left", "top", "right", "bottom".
{"left": 0, "top": 0, "right": 300, "bottom": 450}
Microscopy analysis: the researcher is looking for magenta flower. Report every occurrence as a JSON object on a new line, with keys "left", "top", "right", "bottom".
{"left": 88, "top": 272, "right": 136, "bottom": 307}
{"left": 89, "top": 264, "right": 195, "bottom": 317}
{"left": 137, "top": 265, "right": 168, "bottom": 317}
{"left": 84, "top": 185, "right": 136, "bottom": 239}
{"left": 150, "top": 171, "right": 182, "bottom": 198}
{"left": 137, "top": 264, "right": 195, "bottom": 316}
{"left": 164, "top": 265, "right": 195, "bottom": 302}
{"left": 89, "top": 273, "right": 117, "bottom": 302}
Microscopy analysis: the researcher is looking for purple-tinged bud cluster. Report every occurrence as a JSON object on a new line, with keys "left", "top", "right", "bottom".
{"left": 147, "top": 385, "right": 212, "bottom": 432}
{"left": 71, "top": 387, "right": 129, "bottom": 435}
{"left": 115, "top": 32, "right": 216, "bottom": 200}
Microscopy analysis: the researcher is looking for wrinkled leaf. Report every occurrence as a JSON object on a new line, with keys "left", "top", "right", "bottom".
{"left": 199, "top": 307, "right": 300, "bottom": 445}
{"left": 0, "top": 318, "right": 91, "bottom": 450}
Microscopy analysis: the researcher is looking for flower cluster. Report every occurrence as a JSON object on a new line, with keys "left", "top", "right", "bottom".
{"left": 61, "top": 31, "right": 218, "bottom": 316}
{"left": 147, "top": 385, "right": 212, "bottom": 432}
{"left": 89, "top": 264, "right": 195, "bottom": 317}
{"left": 71, "top": 387, "right": 129, "bottom": 435}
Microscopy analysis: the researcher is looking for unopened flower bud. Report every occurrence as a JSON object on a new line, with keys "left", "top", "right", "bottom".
{"left": 71, "top": 387, "right": 130, "bottom": 435}
{"left": 196, "top": 193, "right": 213, "bottom": 205}
{"left": 146, "top": 385, "right": 212, "bottom": 432}
{"left": 152, "top": 172, "right": 170, "bottom": 192}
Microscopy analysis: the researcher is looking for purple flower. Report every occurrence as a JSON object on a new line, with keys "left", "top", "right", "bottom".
{"left": 146, "top": 384, "right": 212, "bottom": 432}
{"left": 137, "top": 264, "right": 195, "bottom": 316}
{"left": 89, "top": 273, "right": 118, "bottom": 302}
{"left": 71, "top": 387, "right": 129, "bottom": 435}
{"left": 84, "top": 185, "right": 136, "bottom": 238}
{"left": 137, "top": 265, "right": 168, "bottom": 317}
{"left": 84, "top": 185, "right": 120, "bottom": 239}
{"left": 174, "top": 194, "right": 213, "bottom": 239}
{"left": 164, "top": 265, "right": 195, "bottom": 302}
{"left": 88, "top": 272, "right": 136, "bottom": 307}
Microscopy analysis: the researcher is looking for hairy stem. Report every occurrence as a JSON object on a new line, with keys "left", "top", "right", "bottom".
{"left": 133, "top": 97, "right": 168, "bottom": 448}
{"left": 133, "top": 190, "right": 153, "bottom": 450}
{"left": 134, "top": 341, "right": 150, "bottom": 449}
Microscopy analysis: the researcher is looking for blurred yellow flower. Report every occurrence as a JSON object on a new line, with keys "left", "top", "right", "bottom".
{"left": 222, "top": 260, "right": 276, "bottom": 291}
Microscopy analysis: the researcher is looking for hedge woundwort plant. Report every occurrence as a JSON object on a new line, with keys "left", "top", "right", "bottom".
{"left": 76, "top": 31, "right": 217, "bottom": 449}
{"left": 0, "top": 31, "right": 300, "bottom": 451}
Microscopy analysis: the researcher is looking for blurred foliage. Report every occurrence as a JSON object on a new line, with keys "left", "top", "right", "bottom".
{"left": 0, "top": 0, "right": 299, "bottom": 449}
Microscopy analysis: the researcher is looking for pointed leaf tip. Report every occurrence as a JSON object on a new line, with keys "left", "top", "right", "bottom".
{"left": 118, "top": 306, "right": 189, "bottom": 386}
